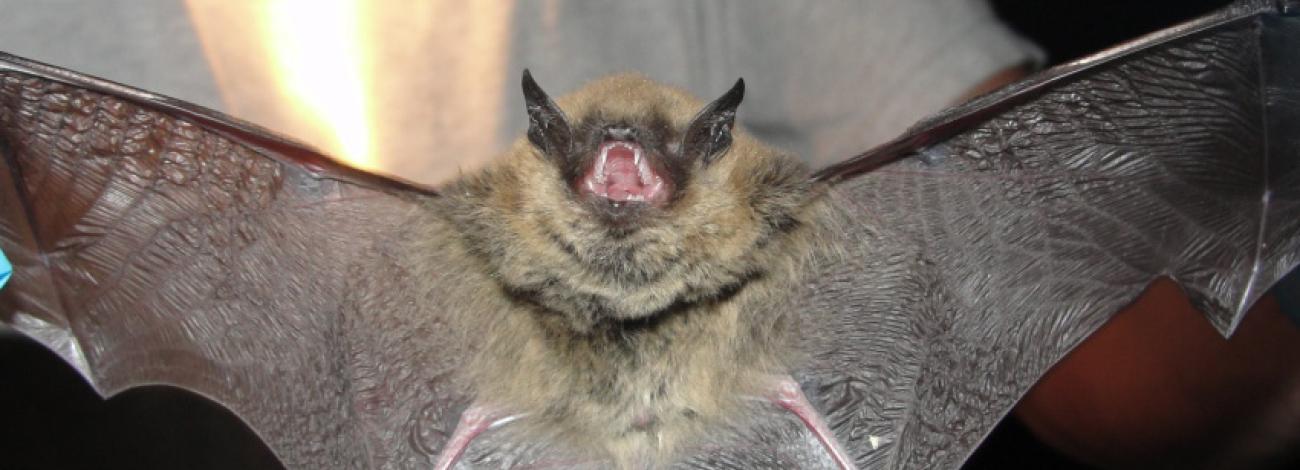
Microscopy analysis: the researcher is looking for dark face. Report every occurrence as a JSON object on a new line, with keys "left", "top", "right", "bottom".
{"left": 445, "top": 72, "right": 816, "bottom": 334}
{"left": 522, "top": 70, "right": 744, "bottom": 230}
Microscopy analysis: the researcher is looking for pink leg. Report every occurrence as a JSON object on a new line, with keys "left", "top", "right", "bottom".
{"left": 433, "top": 404, "right": 521, "bottom": 470}
{"left": 768, "top": 377, "right": 859, "bottom": 470}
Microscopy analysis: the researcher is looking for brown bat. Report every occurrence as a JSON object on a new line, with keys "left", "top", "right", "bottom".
{"left": 419, "top": 72, "right": 847, "bottom": 468}
{"left": 1, "top": 0, "right": 1298, "bottom": 468}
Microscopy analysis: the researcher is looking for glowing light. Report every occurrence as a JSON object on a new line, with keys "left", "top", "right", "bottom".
{"left": 262, "top": 0, "right": 374, "bottom": 170}
{"left": 186, "top": 1, "right": 513, "bottom": 183}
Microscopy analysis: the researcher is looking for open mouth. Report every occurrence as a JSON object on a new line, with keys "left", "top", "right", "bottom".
{"left": 578, "top": 141, "right": 670, "bottom": 206}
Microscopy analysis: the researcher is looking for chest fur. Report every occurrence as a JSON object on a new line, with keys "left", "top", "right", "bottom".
{"left": 467, "top": 284, "right": 791, "bottom": 457}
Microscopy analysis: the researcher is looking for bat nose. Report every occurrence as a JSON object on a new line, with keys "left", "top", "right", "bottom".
{"left": 604, "top": 126, "right": 635, "bottom": 141}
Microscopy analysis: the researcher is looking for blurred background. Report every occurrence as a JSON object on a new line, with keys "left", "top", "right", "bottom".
{"left": 4, "top": 0, "right": 1299, "bottom": 469}
{"left": 2, "top": 0, "right": 1047, "bottom": 185}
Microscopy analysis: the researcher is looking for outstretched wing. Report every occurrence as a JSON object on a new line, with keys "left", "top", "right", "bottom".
{"left": 797, "top": 1, "right": 1298, "bottom": 468}
{"left": 0, "top": 53, "right": 465, "bottom": 468}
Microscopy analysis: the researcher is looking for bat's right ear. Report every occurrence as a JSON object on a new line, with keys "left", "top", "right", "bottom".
{"left": 522, "top": 70, "right": 573, "bottom": 158}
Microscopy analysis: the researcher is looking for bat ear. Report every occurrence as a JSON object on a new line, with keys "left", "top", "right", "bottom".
{"left": 682, "top": 77, "right": 744, "bottom": 165}
{"left": 521, "top": 69, "right": 572, "bottom": 158}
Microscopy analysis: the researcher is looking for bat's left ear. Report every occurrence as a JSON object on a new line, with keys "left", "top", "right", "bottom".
{"left": 522, "top": 69, "right": 573, "bottom": 159}
{"left": 682, "top": 77, "right": 744, "bottom": 165}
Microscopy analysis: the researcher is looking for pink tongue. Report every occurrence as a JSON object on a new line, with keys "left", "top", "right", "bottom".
{"left": 606, "top": 149, "right": 639, "bottom": 185}
{"left": 601, "top": 147, "right": 645, "bottom": 200}
{"left": 581, "top": 142, "right": 669, "bottom": 204}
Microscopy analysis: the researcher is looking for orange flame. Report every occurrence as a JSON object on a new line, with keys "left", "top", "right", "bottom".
{"left": 186, "top": 1, "right": 512, "bottom": 184}
{"left": 262, "top": 0, "right": 374, "bottom": 170}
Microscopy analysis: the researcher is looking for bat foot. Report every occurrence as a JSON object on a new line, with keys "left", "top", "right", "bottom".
{"left": 766, "top": 376, "right": 859, "bottom": 470}
{"left": 433, "top": 404, "right": 521, "bottom": 470}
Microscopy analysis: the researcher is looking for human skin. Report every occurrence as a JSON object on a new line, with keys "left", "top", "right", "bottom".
{"left": 1017, "top": 280, "right": 1299, "bottom": 468}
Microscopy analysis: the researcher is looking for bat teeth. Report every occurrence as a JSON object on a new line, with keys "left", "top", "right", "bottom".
{"left": 634, "top": 147, "right": 654, "bottom": 185}
{"left": 582, "top": 141, "right": 668, "bottom": 206}
{"left": 595, "top": 146, "right": 610, "bottom": 184}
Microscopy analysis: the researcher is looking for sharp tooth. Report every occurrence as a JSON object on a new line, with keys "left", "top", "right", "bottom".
{"left": 595, "top": 146, "right": 609, "bottom": 183}
{"left": 633, "top": 147, "right": 641, "bottom": 166}
{"left": 636, "top": 150, "right": 653, "bottom": 183}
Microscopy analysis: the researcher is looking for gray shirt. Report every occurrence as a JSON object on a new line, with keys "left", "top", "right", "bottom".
{"left": 505, "top": 0, "right": 1041, "bottom": 167}
{"left": 0, "top": 0, "right": 1040, "bottom": 182}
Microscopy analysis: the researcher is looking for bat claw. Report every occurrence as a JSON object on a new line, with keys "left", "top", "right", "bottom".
{"left": 433, "top": 404, "right": 521, "bottom": 470}
{"left": 766, "top": 376, "right": 859, "bottom": 470}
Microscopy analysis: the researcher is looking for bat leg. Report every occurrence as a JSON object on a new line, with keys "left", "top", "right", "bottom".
{"left": 767, "top": 376, "right": 859, "bottom": 470}
{"left": 433, "top": 404, "right": 521, "bottom": 470}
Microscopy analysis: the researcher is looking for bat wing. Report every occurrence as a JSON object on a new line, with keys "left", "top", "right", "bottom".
{"left": 0, "top": 53, "right": 468, "bottom": 468}
{"left": 789, "top": 1, "right": 1298, "bottom": 468}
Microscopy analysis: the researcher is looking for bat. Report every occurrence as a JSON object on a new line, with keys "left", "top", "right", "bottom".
{"left": 1, "top": 0, "right": 1297, "bottom": 468}
{"left": 380, "top": 68, "right": 840, "bottom": 468}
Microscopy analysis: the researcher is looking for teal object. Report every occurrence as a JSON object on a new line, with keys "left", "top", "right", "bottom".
{"left": 0, "top": 247, "right": 9, "bottom": 289}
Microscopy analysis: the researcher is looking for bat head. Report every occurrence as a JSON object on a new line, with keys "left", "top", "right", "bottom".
{"left": 521, "top": 69, "right": 743, "bottom": 220}
{"left": 444, "top": 72, "right": 825, "bottom": 334}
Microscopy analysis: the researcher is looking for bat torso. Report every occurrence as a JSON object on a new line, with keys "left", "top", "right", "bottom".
{"left": 432, "top": 246, "right": 796, "bottom": 462}
{"left": 415, "top": 74, "right": 839, "bottom": 464}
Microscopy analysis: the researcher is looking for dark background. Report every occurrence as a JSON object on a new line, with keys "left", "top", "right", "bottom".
{"left": 0, "top": 1, "right": 1243, "bottom": 468}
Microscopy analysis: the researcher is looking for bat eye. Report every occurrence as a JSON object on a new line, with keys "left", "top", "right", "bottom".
{"left": 682, "top": 78, "right": 744, "bottom": 164}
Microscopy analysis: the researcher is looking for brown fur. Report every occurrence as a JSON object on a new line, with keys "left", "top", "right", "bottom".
{"left": 420, "top": 74, "right": 838, "bottom": 467}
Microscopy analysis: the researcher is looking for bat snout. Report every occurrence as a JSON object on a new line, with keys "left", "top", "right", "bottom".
{"left": 578, "top": 140, "right": 672, "bottom": 207}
